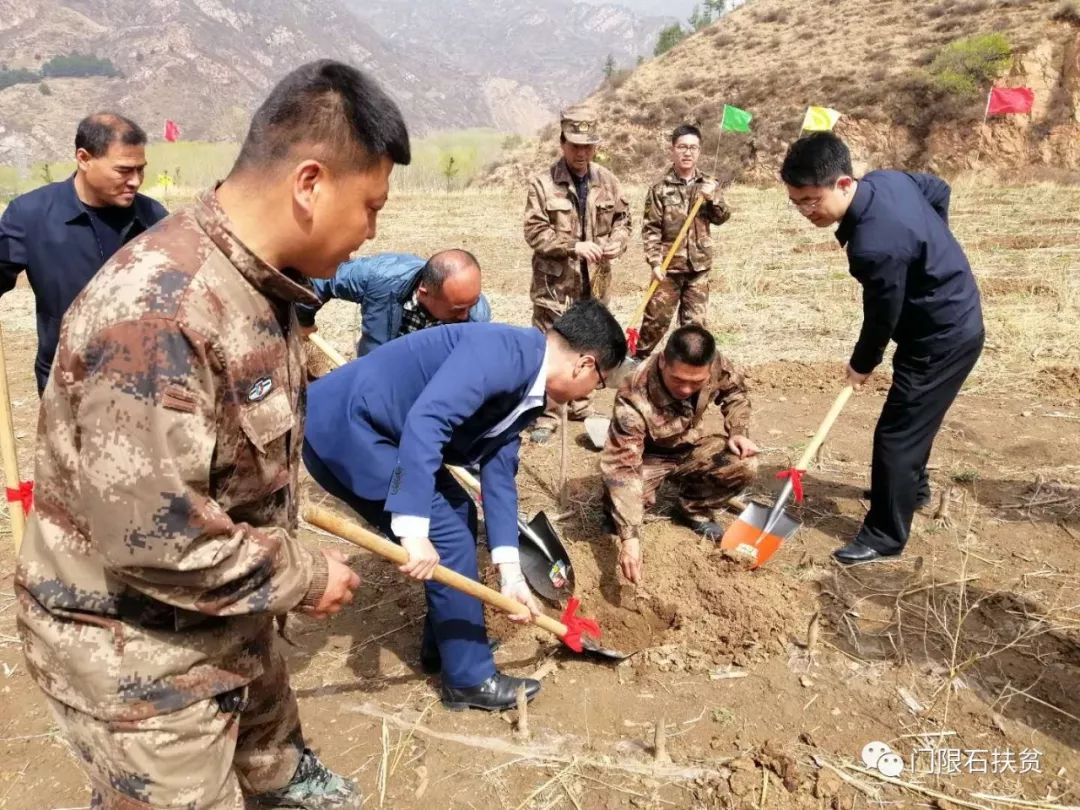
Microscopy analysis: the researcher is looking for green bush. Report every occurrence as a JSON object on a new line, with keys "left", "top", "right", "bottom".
{"left": 41, "top": 53, "right": 119, "bottom": 79}
{"left": 0, "top": 67, "right": 39, "bottom": 91}
{"left": 929, "top": 33, "right": 1012, "bottom": 97}
{"left": 654, "top": 23, "right": 687, "bottom": 57}
{"left": 39, "top": 82, "right": 51, "bottom": 96}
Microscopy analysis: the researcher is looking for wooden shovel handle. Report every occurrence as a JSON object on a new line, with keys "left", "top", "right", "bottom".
{"left": 628, "top": 195, "right": 706, "bottom": 328}
{"left": 0, "top": 325, "right": 26, "bottom": 552}
{"left": 303, "top": 505, "right": 570, "bottom": 638}
{"left": 794, "top": 385, "right": 854, "bottom": 471}
{"left": 307, "top": 333, "right": 348, "bottom": 368}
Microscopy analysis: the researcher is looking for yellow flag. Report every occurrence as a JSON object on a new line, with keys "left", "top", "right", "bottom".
{"left": 801, "top": 106, "right": 842, "bottom": 132}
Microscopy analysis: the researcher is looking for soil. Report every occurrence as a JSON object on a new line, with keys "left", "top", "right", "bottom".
{"left": 1, "top": 254, "right": 1079, "bottom": 808}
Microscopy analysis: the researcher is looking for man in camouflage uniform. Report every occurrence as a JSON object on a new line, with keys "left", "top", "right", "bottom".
{"left": 601, "top": 325, "right": 758, "bottom": 584}
{"left": 15, "top": 61, "right": 410, "bottom": 809}
{"left": 635, "top": 124, "right": 731, "bottom": 360}
{"left": 524, "top": 104, "right": 630, "bottom": 442}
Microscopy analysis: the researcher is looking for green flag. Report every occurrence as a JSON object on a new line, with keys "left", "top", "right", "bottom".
{"left": 720, "top": 104, "right": 752, "bottom": 133}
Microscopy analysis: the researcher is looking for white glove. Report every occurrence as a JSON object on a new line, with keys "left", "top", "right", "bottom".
{"left": 498, "top": 562, "right": 542, "bottom": 623}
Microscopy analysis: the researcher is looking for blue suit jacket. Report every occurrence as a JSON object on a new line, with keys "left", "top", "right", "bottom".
{"left": 305, "top": 323, "right": 546, "bottom": 554}
{"left": 296, "top": 252, "right": 492, "bottom": 356}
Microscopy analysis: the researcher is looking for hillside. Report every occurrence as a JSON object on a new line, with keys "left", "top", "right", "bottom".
{"left": 0, "top": 0, "right": 670, "bottom": 164}
{"left": 341, "top": 0, "right": 669, "bottom": 134}
{"left": 483, "top": 0, "right": 1080, "bottom": 185}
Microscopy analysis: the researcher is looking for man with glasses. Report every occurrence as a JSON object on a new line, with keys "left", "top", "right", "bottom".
{"left": 781, "top": 133, "right": 984, "bottom": 565}
{"left": 634, "top": 124, "right": 732, "bottom": 361}
{"left": 601, "top": 324, "right": 758, "bottom": 584}
{"left": 303, "top": 300, "right": 627, "bottom": 711}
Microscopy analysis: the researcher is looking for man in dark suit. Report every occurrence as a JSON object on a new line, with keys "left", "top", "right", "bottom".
{"left": 303, "top": 300, "right": 627, "bottom": 710}
{"left": 0, "top": 112, "right": 167, "bottom": 393}
{"left": 781, "top": 133, "right": 984, "bottom": 565}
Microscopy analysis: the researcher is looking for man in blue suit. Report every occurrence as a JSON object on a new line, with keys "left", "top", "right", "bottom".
{"left": 304, "top": 300, "right": 626, "bottom": 711}
{"left": 297, "top": 249, "right": 491, "bottom": 357}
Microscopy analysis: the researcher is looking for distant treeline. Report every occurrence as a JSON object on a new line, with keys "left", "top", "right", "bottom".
{"left": 0, "top": 54, "right": 120, "bottom": 91}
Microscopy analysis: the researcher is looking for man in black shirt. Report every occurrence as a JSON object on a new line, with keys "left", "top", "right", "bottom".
{"left": 781, "top": 133, "right": 984, "bottom": 564}
{"left": 0, "top": 113, "right": 167, "bottom": 393}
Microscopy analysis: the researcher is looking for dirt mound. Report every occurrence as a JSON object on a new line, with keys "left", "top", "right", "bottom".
{"left": 747, "top": 360, "right": 892, "bottom": 394}
{"left": 1036, "top": 364, "right": 1080, "bottom": 404}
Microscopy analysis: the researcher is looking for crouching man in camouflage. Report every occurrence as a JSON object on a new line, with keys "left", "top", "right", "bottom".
{"left": 15, "top": 60, "right": 411, "bottom": 809}
{"left": 600, "top": 325, "right": 759, "bottom": 584}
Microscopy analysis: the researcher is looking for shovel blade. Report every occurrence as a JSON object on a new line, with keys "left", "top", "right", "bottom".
{"left": 584, "top": 416, "right": 610, "bottom": 451}
{"left": 519, "top": 511, "right": 575, "bottom": 600}
{"left": 719, "top": 502, "right": 801, "bottom": 568}
{"left": 579, "top": 634, "right": 631, "bottom": 660}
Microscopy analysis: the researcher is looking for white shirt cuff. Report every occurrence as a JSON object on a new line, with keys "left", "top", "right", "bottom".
{"left": 490, "top": 546, "right": 520, "bottom": 565}
{"left": 391, "top": 514, "right": 430, "bottom": 539}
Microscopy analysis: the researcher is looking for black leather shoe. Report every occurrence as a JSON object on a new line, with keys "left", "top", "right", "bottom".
{"left": 832, "top": 541, "right": 898, "bottom": 565}
{"left": 441, "top": 672, "right": 541, "bottom": 712}
{"left": 420, "top": 639, "right": 500, "bottom": 675}
{"left": 861, "top": 489, "right": 932, "bottom": 510}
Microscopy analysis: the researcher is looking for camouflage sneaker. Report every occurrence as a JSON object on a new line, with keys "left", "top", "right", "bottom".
{"left": 251, "top": 749, "right": 361, "bottom": 809}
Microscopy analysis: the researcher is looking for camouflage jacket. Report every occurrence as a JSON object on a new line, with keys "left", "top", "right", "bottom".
{"left": 524, "top": 159, "right": 630, "bottom": 310}
{"left": 642, "top": 168, "right": 731, "bottom": 274}
{"left": 600, "top": 353, "right": 751, "bottom": 539}
{"left": 16, "top": 188, "right": 328, "bottom": 721}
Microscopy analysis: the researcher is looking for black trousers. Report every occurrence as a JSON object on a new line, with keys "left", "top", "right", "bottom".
{"left": 855, "top": 330, "right": 985, "bottom": 555}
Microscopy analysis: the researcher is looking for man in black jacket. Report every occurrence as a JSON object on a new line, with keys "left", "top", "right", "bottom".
{"left": 781, "top": 133, "right": 984, "bottom": 564}
{"left": 0, "top": 113, "right": 167, "bottom": 393}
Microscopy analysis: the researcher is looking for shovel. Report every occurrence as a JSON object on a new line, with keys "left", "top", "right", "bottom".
{"left": 448, "top": 465, "right": 575, "bottom": 602}
{"left": 305, "top": 334, "right": 577, "bottom": 602}
{"left": 304, "top": 505, "right": 628, "bottom": 659}
{"left": 0, "top": 324, "right": 30, "bottom": 553}
{"left": 720, "top": 385, "right": 853, "bottom": 568}
{"left": 625, "top": 196, "right": 705, "bottom": 355}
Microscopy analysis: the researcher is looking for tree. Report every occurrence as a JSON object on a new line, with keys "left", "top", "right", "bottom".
{"left": 441, "top": 153, "right": 459, "bottom": 193}
{"left": 704, "top": 0, "right": 730, "bottom": 14}
{"left": 654, "top": 23, "right": 686, "bottom": 56}
{"left": 688, "top": 5, "right": 713, "bottom": 31}
{"left": 603, "top": 53, "right": 616, "bottom": 81}
{"left": 41, "top": 53, "right": 119, "bottom": 79}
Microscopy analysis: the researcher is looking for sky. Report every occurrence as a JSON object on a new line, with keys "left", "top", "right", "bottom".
{"left": 575, "top": 0, "right": 699, "bottom": 19}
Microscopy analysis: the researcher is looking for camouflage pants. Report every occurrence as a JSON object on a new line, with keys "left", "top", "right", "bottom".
{"left": 49, "top": 623, "right": 303, "bottom": 809}
{"left": 641, "top": 435, "right": 757, "bottom": 523}
{"left": 532, "top": 301, "right": 601, "bottom": 428}
{"left": 635, "top": 270, "right": 710, "bottom": 360}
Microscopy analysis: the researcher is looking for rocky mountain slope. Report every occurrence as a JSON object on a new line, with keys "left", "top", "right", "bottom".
{"left": 483, "top": 0, "right": 1080, "bottom": 185}
{"left": 0, "top": 0, "right": 669, "bottom": 163}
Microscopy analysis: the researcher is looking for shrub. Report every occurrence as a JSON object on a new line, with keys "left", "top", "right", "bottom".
{"left": 41, "top": 53, "right": 119, "bottom": 79}
{"left": 929, "top": 32, "right": 1012, "bottom": 97}
{"left": 38, "top": 82, "right": 51, "bottom": 96}
{"left": 1051, "top": 0, "right": 1080, "bottom": 24}
{"left": 0, "top": 67, "right": 38, "bottom": 91}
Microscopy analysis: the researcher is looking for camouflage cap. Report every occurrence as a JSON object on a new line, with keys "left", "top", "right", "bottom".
{"left": 560, "top": 104, "right": 601, "bottom": 145}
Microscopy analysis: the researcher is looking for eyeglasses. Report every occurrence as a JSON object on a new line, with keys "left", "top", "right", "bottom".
{"left": 673, "top": 144, "right": 701, "bottom": 154}
{"left": 790, "top": 197, "right": 823, "bottom": 214}
{"left": 586, "top": 355, "right": 607, "bottom": 389}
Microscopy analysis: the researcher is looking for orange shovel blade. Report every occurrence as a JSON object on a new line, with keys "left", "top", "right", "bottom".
{"left": 719, "top": 517, "right": 783, "bottom": 569}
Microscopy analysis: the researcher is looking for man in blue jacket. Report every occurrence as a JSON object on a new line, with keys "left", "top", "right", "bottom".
{"left": 0, "top": 112, "right": 167, "bottom": 393}
{"left": 297, "top": 249, "right": 490, "bottom": 357}
{"left": 304, "top": 300, "right": 627, "bottom": 711}
{"left": 782, "top": 133, "right": 984, "bottom": 565}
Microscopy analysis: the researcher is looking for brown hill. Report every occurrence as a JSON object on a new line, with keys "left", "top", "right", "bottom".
{"left": 483, "top": 0, "right": 1080, "bottom": 186}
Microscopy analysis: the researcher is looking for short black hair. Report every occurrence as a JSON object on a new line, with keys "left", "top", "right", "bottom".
{"left": 232, "top": 59, "right": 411, "bottom": 176}
{"left": 663, "top": 324, "right": 716, "bottom": 366}
{"left": 419, "top": 249, "right": 480, "bottom": 290}
{"left": 671, "top": 123, "right": 702, "bottom": 144}
{"left": 780, "top": 132, "right": 853, "bottom": 188}
{"left": 75, "top": 113, "right": 147, "bottom": 158}
{"left": 551, "top": 299, "right": 627, "bottom": 371}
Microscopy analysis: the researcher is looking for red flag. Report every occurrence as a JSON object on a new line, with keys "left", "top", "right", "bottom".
{"left": 987, "top": 87, "right": 1034, "bottom": 116}
{"left": 164, "top": 119, "right": 180, "bottom": 142}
